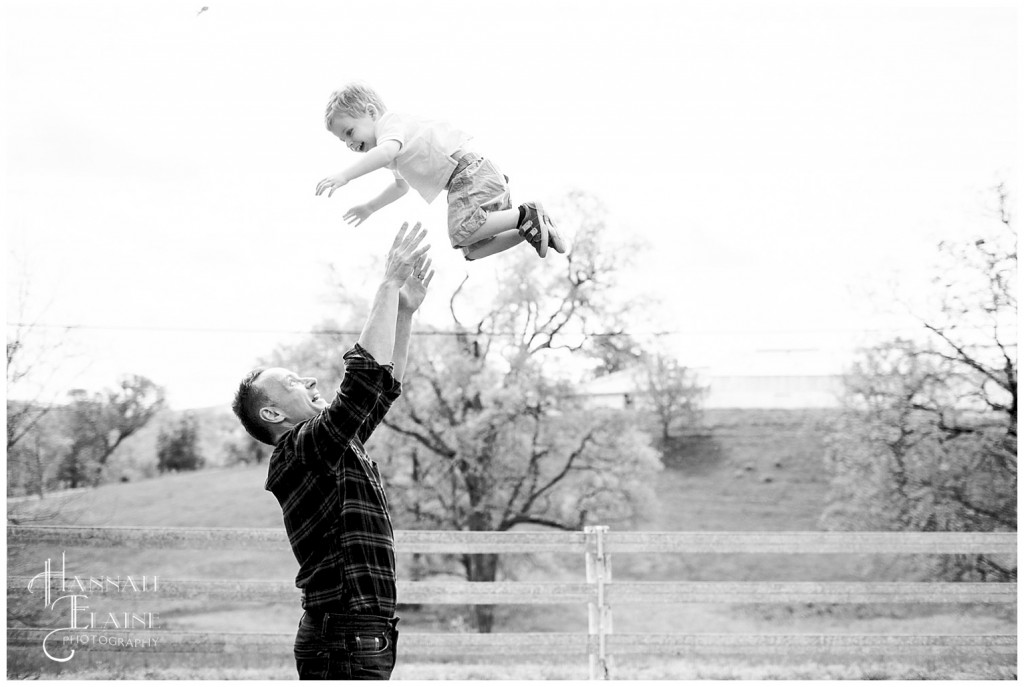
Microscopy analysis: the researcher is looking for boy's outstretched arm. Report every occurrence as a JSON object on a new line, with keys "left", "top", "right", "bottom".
{"left": 316, "top": 140, "right": 401, "bottom": 197}
{"left": 344, "top": 179, "right": 410, "bottom": 227}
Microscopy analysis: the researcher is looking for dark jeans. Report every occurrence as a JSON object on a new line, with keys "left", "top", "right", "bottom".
{"left": 294, "top": 611, "right": 400, "bottom": 680}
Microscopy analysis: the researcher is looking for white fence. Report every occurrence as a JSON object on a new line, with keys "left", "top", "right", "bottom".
{"left": 7, "top": 525, "right": 1017, "bottom": 679}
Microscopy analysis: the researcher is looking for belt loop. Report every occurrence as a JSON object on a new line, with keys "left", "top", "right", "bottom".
{"left": 321, "top": 613, "right": 329, "bottom": 635}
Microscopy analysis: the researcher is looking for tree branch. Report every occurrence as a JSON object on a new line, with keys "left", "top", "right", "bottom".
{"left": 501, "top": 515, "right": 576, "bottom": 531}
{"left": 517, "top": 429, "right": 596, "bottom": 516}
{"left": 924, "top": 323, "right": 1010, "bottom": 392}
{"left": 500, "top": 407, "right": 549, "bottom": 525}
{"left": 944, "top": 485, "right": 1016, "bottom": 528}
{"left": 382, "top": 417, "right": 456, "bottom": 458}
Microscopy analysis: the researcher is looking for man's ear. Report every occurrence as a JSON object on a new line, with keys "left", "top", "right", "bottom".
{"left": 366, "top": 104, "right": 377, "bottom": 120}
{"left": 259, "top": 406, "right": 286, "bottom": 425}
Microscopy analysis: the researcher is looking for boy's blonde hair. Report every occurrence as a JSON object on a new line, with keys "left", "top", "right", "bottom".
{"left": 324, "top": 83, "right": 387, "bottom": 129}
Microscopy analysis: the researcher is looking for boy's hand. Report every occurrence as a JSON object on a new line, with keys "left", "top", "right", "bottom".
{"left": 316, "top": 173, "right": 349, "bottom": 198}
{"left": 399, "top": 256, "right": 434, "bottom": 313}
{"left": 344, "top": 203, "right": 375, "bottom": 227}
{"left": 383, "top": 222, "right": 430, "bottom": 286}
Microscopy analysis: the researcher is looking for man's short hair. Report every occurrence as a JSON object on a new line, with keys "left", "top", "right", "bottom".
{"left": 232, "top": 368, "right": 276, "bottom": 446}
{"left": 324, "top": 82, "right": 387, "bottom": 130}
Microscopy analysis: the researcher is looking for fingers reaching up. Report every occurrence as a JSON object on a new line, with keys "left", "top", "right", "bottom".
{"left": 414, "top": 256, "right": 434, "bottom": 287}
{"left": 384, "top": 222, "right": 430, "bottom": 284}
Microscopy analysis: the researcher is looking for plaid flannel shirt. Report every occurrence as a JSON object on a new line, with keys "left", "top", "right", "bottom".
{"left": 265, "top": 344, "right": 401, "bottom": 616}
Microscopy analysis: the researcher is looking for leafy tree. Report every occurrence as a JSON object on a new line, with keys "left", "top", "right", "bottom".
{"left": 822, "top": 186, "right": 1016, "bottom": 581}
{"left": 640, "top": 350, "right": 707, "bottom": 442}
{"left": 157, "top": 413, "right": 205, "bottom": 473}
{"left": 271, "top": 191, "right": 662, "bottom": 632}
{"left": 58, "top": 375, "right": 166, "bottom": 487}
{"left": 589, "top": 331, "right": 646, "bottom": 375}
{"left": 225, "top": 431, "right": 270, "bottom": 466}
{"left": 7, "top": 418, "right": 67, "bottom": 498}
{"left": 375, "top": 191, "right": 662, "bottom": 631}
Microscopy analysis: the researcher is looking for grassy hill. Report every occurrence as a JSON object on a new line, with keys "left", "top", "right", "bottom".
{"left": 96, "top": 404, "right": 251, "bottom": 482}
{"left": 7, "top": 408, "right": 1014, "bottom": 679}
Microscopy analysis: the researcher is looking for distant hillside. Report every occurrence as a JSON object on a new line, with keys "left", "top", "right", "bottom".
{"left": 9, "top": 407, "right": 839, "bottom": 590}
{"left": 24, "top": 388, "right": 839, "bottom": 502}
{"left": 9, "top": 406, "right": 1014, "bottom": 682}
{"left": 14, "top": 408, "right": 838, "bottom": 534}
{"left": 102, "top": 404, "right": 255, "bottom": 482}
{"left": 650, "top": 408, "right": 838, "bottom": 532}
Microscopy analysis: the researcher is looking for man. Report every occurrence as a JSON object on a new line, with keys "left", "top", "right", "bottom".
{"left": 231, "top": 223, "right": 432, "bottom": 680}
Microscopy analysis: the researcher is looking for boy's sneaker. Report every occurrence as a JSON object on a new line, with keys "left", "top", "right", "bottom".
{"left": 547, "top": 219, "right": 567, "bottom": 254}
{"left": 518, "top": 202, "right": 549, "bottom": 258}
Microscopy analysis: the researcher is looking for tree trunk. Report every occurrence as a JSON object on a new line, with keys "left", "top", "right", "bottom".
{"left": 32, "top": 436, "right": 45, "bottom": 498}
{"left": 465, "top": 552, "right": 499, "bottom": 633}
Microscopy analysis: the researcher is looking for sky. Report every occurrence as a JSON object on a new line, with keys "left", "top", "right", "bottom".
{"left": 3, "top": 0, "right": 1018, "bottom": 409}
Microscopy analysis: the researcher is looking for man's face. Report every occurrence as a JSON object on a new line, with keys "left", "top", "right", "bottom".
{"left": 328, "top": 109, "right": 378, "bottom": 153}
{"left": 257, "top": 368, "right": 328, "bottom": 424}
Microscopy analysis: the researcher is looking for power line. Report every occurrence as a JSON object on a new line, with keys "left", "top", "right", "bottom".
{"left": 8, "top": 320, "right": 997, "bottom": 339}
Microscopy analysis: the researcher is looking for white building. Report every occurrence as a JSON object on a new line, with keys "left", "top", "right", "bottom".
{"left": 580, "top": 349, "right": 847, "bottom": 410}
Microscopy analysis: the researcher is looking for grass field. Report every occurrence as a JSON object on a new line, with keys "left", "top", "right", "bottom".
{"left": 7, "top": 408, "right": 1016, "bottom": 679}
{"left": 7, "top": 653, "right": 1015, "bottom": 681}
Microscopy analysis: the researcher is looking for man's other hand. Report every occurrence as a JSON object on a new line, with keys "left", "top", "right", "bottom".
{"left": 399, "top": 256, "right": 434, "bottom": 312}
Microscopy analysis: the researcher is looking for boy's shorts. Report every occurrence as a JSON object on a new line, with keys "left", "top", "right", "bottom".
{"left": 445, "top": 152, "right": 512, "bottom": 256}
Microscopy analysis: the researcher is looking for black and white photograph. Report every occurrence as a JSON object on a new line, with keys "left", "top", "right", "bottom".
{"left": 4, "top": 0, "right": 1017, "bottom": 681}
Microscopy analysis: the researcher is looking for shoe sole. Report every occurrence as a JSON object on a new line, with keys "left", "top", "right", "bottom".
{"left": 532, "top": 202, "right": 550, "bottom": 258}
{"left": 547, "top": 224, "right": 567, "bottom": 253}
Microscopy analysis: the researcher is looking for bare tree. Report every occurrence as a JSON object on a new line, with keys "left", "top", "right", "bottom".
{"left": 823, "top": 185, "right": 1016, "bottom": 581}
{"left": 7, "top": 262, "right": 79, "bottom": 496}
{"left": 922, "top": 182, "right": 1017, "bottom": 437}
{"left": 6, "top": 275, "right": 76, "bottom": 453}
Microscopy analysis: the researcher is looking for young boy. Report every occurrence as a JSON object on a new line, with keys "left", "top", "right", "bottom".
{"left": 315, "top": 82, "right": 566, "bottom": 260}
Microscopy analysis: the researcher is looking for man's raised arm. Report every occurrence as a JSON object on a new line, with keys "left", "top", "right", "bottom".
{"left": 357, "top": 222, "right": 430, "bottom": 364}
{"left": 295, "top": 223, "right": 430, "bottom": 461}
{"left": 353, "top": 254, "right": 434, "bottom": 444}
{"left": 392, "top": 255, "right": 433, "bottom": 383}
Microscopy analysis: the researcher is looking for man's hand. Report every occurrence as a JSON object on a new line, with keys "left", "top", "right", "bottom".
{"left": 316, "top": 173, "right": 349, "bottom": 198}
{"left": 344, "top": 203, "right": 375, "bottom": 227}
{"left": 399, "top": 256, "right": 434, "bottom": 312}
{"left": 383, "top": 222, "right": 430, "bottom": 286}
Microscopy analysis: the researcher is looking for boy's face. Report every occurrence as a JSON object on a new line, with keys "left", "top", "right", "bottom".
{"left": 329, "top": 108, "right": 378, "bottom": 153}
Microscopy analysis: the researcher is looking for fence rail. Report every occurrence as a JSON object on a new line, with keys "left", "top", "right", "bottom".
{"left": 603, "top": 530, "right": 1018, "bottom": 554}
{"left": 7, "top": 525, "right": 1017, "bottom": 679}
{"left": 9, "top": 577, "right": 1016, "bottom": 605}
{"left": 8, "top": 525, "right": 1015, "bottom": 554}
{"left": 7, "top": 628, "right": 1017, "bottom": 658}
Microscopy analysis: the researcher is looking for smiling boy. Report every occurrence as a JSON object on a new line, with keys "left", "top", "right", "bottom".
{"left": 315, "top": 82, "right": 567, "bottom": 261}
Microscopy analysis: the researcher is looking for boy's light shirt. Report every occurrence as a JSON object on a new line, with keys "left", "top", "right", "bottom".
{"left": 374, "top": 112, "right": 473, "bottom": 204}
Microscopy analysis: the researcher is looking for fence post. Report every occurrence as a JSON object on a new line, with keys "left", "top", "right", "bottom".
{"left": 585, "top": 525, "right": 613, "bottom": 680}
